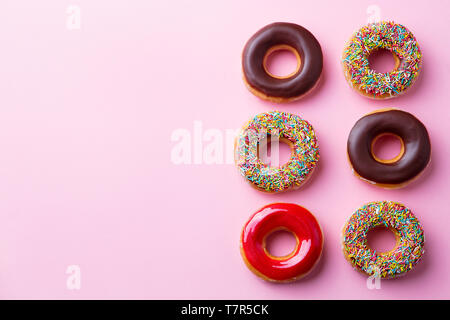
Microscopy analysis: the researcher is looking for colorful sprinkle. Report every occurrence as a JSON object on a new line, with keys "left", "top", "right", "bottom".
{"left": 342, "top": 201, "right": 425, "bottom": 278}
{"left": 235, "top": 111, "right": 319, "bottom": 193}
{"left": 342, "top": 21, "right": 422, "bottom": 99}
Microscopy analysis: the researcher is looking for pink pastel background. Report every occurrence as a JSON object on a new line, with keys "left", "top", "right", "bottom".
{"left": 0, "top": 0, "right": 449, "bottom": 299}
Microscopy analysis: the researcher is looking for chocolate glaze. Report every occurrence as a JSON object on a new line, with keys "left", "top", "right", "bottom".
{"left": 347, "top": 110, "right": 431, "bottom": 185}
{"left": 242, "top": 22, "right": 323, "bottom": 99}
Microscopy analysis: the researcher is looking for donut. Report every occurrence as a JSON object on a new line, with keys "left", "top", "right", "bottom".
{"left": 242, "top": 22, "right": 323, "bottom": 103}
{"left": 342, "top": 21, "right": 422, "bottom": 99}
{"left": 240, "top": 203, "right": 323, "bottom": 282}
{"left": 342, "top": 201, "right": 425, "bottom": 278}
{"left": 235, "top": 111, "right": 319, "bottom": 193}
{"left": 347, "top": 108, "right": 431, "bottom": 189}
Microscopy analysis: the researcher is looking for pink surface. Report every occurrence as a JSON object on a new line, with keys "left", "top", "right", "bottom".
{"left": 0, "top": 0, "right": 449, "bottom": 299}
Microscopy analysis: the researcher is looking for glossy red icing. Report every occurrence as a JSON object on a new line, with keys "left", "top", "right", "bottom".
{"left": 241, "top": 203, "right": 323, "bottom": 281}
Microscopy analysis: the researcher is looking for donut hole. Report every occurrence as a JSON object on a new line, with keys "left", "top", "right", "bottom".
{"left": 368, "top": 48, "right": 399, "bottom": 73}
{"left": 367, "top": 226, "right": 398, "bottom": 254}
{"left": 263, "top": 45, "right": 301, "bottom": 79}
{"left": 257, "top": 134, "right": 292, "bottom": 167}
{"left": 371, "top": 133, "right": 404, "bottom": 164}
{"left": 264, "top": 229, "right": 298, "bottom": 258}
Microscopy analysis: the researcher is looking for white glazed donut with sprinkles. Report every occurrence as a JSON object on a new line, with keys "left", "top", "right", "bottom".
{"left": 342, "top": 21, "right": 422, "bottom": 99}
{"left": 234, "top": 111, "right": 319, "bottom": 193}
{"left": 342, "top": 201, "right": 425, "bottom": 279}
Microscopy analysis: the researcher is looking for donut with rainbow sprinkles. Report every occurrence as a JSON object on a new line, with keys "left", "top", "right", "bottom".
{"left": 234, "top": 111, "right": 319, "bottom": 193}
{"left": 342, "top": 21, "right": 422, "bottom": 99}
{"left": 342, "top": 201, "right": 425, "bottom": 279}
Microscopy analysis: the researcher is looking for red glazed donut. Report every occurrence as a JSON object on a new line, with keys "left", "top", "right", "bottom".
{"left": 240, "top": 203, "right": 323, "bottom": 282}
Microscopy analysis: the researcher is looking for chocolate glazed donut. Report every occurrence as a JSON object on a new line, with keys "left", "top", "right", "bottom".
{"left": 242, "top": 22, "right": 323, "bottom": 103}
{"left": 347, "top": 109, "right": 431, "bottom": 188}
